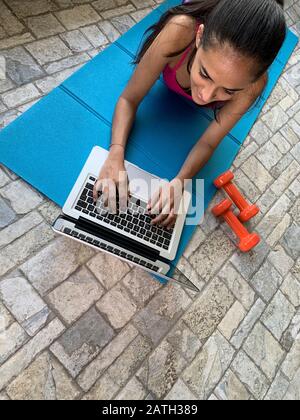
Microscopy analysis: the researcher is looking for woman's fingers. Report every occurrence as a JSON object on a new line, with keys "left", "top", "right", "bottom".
{"left": 147, "top": 186, "right": 161, "bottom": 212}
{"left": 161, "top": 208, "right": 176, "bottom": 229}
{"left": 93, "top": 179, "right": 102, "bottom": 203}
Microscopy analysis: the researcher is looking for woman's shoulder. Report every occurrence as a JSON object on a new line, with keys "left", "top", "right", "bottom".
{"left": 163, "top": 14, "right": 197, "bottom": 49}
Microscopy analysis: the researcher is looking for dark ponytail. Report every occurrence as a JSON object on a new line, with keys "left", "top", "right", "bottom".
{"left": 132, "top": 0, "right": 286, "bottom": 117}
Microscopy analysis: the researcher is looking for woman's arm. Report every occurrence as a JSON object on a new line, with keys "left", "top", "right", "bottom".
{"left": 176, "top": 75, "right": 268, "bottom": 182}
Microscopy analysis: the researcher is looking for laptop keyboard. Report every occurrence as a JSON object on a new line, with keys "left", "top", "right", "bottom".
{"left": 74, "top": 176, "right": 174, "bottom": 250}
{"left": 62, "top": 226, "right": 160, "bottom": 272}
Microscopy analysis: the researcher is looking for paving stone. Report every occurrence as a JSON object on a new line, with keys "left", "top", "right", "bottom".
{"left": 37, "top": 200, "right": 61, "bottom": 224}
{"left": 7, "top": 0, "right": 56, "bottom": 18}
{"left": 250, "top": 120, "right": 272, "bottom": 145}
{"left": 60, "top": 29, "right": 92, "bottom": 52}
{"left": 136, "top": 340, "right": 187, "bottom": 399}
{"left": 255, "top": 189, "right": 278, "bottom": 221}
{"left": 50, "top": 308, "right": 115, "bottom": 378}
{"left": 115, "top": 377, "right": 147, "bottom": 400}
{"left": 0, "top": 301, "right": 13, "bottom": 330}
{"left": 262, "top": 104, "right": 289, "bottom": 132}
{"left": 290, "top": 197, "right": 300, "bottom": 225}
{"left": 214, "top": 369, "right": 251, "bottom": 400}
{"left": 250, "top": 259, "right": 283, "bottom": 302}
{"left": 218, "top": 263, "right": 255, "bottom": 310}
{"left": 0, "top": 109, "right": 20, "bottom": 128}
{"left": 289, "top": 178, "right": 300, "bottom": 198}
{"left": 281, "top": 333, "right": 300, "bottom": 381}
{"left": 20, "top": 236, "right": 95, "bottom": 296}
{"left": 256, "top": 194, "right": 292, "bottom": 240}
{"left": 218, "top": 301, "right": 246, "bottom": 341}
{"left": 175, "top": 256, "right": 205, "bottom": 293}
{"left": 96, "top": 283, "right": 138, "bottom": 329}
{"left": 0, "top": 197, "right": 16, "bottom": 228}
{"left": 281, "top": 309, "right": 300, "bottom": 352}
{"left": 182, "top": 331, "right": 234, "bottom": 400}
{"left": 231, "top": 350, "right": 269, "bottom": 399}
{"left": 0, "top": 100, "right": 6, "bottom": 113}
{"left": 80, "top": 24, "right": 107, "bottom": 47}
{"left": 240, "top": 155, "right": 274, "bottom": 193}
{"left": 0, "top": 33, "right": 35, "bottom": 50}
{"left": 166, "top": 320, "right": 202, "bottom": 362}
{"left": 281, "top": 223, "right": 300, "bottom": 259}
{"left": 283, "top": 367, "right": 300, "bottom": 400}
{"left": 256, "top": 140, "right": 283, "bottom": 170}
{"left": 25, "top": 37, "right": 72, "bottom": 65}
{"left": 47, "top": 267, "right": 104, "bottom": 324}
{"left": 77, "top": 324, "right": 138, "bottom": 392}
{"left": 230, "top": 299, "right": 266, "bottom": 349}
{"left": 164, "top": 378, "right": 197, "bottom": 400}
{"left": 243, "top": 322, "right": 285, "bottom": 381}
{"left": 291, "top": 141, "right": 300, "bottom": 164}
{"left": 26, "top": 13, "right": 65, "bottom": 38}
{"left": 1, "top": 83, "right": 40, "bottom": 109}
{"left": 17, "top": 98, "right": 40, "bottom": 113}
{"left": 86, "top": 252, "right": 131, "bottom": 290}
{"left": 280, "top": 120, "right": 300, "bottom": 147}
{"left": 82, "top": 372, "right": 119, "bottom": 400}
{"left": 270, "top": 160, "right": 300, "bottom": 196}
{"left": 0, "top": 180, "right": 43, "bottom": 214}
{"left": 183, "top": 277, "right": 234, "bottom": 342}
{"left": 0, "top": 275, "right": 51, "bottom": 336}
{"left": 55, "top": 5, "right": 101, "bottom": 30}
{"left": 0, "top": 392, "right": 9, "bottom": 400}
{"left": 0, "top": 223, "right": 56, "bottom": 278}
{"left": 0, "top": 212, "right": 43, "bottom": 249}
{"left": 281, "top": 272, "right": 300, "bottom": 307}
{"left": 284, "top": 62, "right": 300, "bottom": 88}
{"left": 0, "top": 322, "right": 28, "bottom": 365}
{"left": 197, "top": 190, "right": 223, "bottom": 235}
{"left": 0, "top": 168, "right": 10, "bottom": 188}
{"left": 264, "top": 370, "right": 290, "bottom": 400}
{"left": 0, "top": 0, "right": 24, "bottom": 36}
{"left": 230, "top": 239, "right": 270, "bottom": 281}
{"left": 0, "top": 318, "right": 65, "bottom": 391}
{"left": 190, "top": 228, "right": 235, "bottom": 282}
{"left": 266, "top": 214, "right": 292, "bottom": 247}
{"left": 92, "top": 0, "right": 129, "bottom": 13}
{"left": 261, "top": 291, "right": 295, "bottom": 341}
{"left": 6, "top": 352, "right": 80, "bottom": 400}
{"left": 268, "top": 245, "right": 295, "bottom": 277}
{"left": 122, "top": 267, "right": 161, "bottom": 307}
{"left": 133, "top": 284, "right": 191, "bottom": 346}
{"left": 44, "top": 52, "right": 90, "bottom": 74}
{"left": 107, "top": 334, "right": 152, "bottom": 388}
{"left": 98, "top": 20, "right": 120, "bottom": 43}
{"left": 271, "top": 131, "right": 291, "bottom": 155}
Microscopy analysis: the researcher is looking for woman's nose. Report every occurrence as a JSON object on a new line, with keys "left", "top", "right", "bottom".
{"left": 202, "top": 86, "right": 216, "bottom": 102}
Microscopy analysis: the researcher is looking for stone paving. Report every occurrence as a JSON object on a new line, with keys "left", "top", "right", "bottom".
{"left": 0, "top": 0, "right": 299, "bottom": 401}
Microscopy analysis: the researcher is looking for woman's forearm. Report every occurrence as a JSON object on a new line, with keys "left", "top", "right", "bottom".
{"left": 176, "top": 139, "right": 215, "bottom": 182}
{"left": 109, "top": 96, "right": 138, "bottom": 160}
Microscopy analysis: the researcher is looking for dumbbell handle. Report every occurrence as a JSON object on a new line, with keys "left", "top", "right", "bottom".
{"left": 223, "top": 208, "right": 250, "bottom": 238}
{"left": 223, "top": 182, "right": 250, "bottom": 212}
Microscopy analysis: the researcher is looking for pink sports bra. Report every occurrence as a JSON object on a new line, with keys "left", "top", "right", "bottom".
{"left": 162, "top": 21, "right": 225, "bottom": 110}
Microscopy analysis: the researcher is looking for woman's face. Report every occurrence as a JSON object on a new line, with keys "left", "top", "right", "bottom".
{"left": 190, "top": 25, "right": 255, "bottom": 105}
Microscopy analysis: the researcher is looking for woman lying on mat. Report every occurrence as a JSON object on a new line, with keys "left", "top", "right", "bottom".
{"left": 93, "top": 0, "right": 286, "bottom": 230}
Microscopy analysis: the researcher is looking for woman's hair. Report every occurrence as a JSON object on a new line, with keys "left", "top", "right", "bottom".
{"left": 132, "top": 0, "right": 286, "bottom": 120}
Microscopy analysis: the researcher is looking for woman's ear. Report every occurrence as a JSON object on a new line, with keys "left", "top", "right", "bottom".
{"left": 196, "top": 24, "right": 204, "bottom": 48}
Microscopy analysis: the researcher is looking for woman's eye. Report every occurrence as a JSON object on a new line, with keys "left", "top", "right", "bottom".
{"left": 199, "top": 71, "right": 208, "bottom": 79}
{"left": 225, "top": 90, "right": 235, "bottom": 96}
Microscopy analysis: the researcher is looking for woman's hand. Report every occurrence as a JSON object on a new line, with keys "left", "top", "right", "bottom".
{"left": 93, "top": 151, "right": 130, "bottom": 213}
{"left": 147, "top": 177, "right": 184, "bottom": 230}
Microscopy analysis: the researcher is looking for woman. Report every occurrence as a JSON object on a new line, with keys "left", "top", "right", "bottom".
{"left": 93, "top": 0, "right": 286, "bottom": 230}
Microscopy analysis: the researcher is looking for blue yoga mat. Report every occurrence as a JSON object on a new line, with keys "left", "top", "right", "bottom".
{"left": 0, "top": 1, "right": 298, "bottom": 284}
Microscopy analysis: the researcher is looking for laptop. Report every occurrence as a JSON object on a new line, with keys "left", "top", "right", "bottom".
{"left": 51, "top": 146, "right": 199, "bottom": 292}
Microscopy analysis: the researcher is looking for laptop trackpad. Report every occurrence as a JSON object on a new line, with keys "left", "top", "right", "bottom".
{"left": 125, "top": 163, "right": 167, "bottom": 202}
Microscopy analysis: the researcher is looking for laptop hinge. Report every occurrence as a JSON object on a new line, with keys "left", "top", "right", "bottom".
{"left": 76, "top": 216, "right": 161, "bottom": 262}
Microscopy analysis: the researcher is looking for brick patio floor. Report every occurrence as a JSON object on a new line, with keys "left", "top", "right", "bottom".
{"left": 0, "top": 0, "right": 300, "bottom": 400}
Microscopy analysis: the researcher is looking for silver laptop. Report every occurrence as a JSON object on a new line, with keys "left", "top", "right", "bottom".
{"left": 52, "top": 146, "right": 199, "bottom": 292}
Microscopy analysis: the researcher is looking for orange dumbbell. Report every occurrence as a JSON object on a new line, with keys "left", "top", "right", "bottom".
{"left": 214, "top": 171, "right": 259, "bottom": 222}
{"left": 212, "top": 199, "right": 260, "bottom": 252}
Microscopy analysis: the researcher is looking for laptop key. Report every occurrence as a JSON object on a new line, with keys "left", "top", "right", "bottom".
{"left": 163, "top": 232, "right": 172, "bottom": 240}
{"left": 150, "top": 239, "right": 156, "bottom": 244}
{"left": 163, "top": 245, "right": 169, "bottom": 249}
{"left": 164, "top": 239, "right": 170, "bottom": 246}
{"left": 89, "top": 176, "right": 96, "bottom": 182}
{"left": 90, "top": 213, "right": 97, "bottom": 218}
{"left": 82, "top": 209, "right": 89, "bottom": 215}
{"left": 153, "top": 234, "right": 158, "bottom": 241}
{"left": 133, "top": 226, "right": 139, "bottom": 232}
{"left": 131, "top": 231, "right": 137, "bottom": 236}
{"left": 157, "top": 236, "right": 164, "bottom": 243}
{"left": 110, "top": 222, "right": 117, "bottom": 227}
{"left": 118, "top": 225, "right": 124, "bottom": 230}
{"left": 140, "top": 228, "right": 146, "bottom": 235}
{"left": 88, "top": 205, "right": 94, "bottom": 212}
{"left": 128, "top": 222, "right": 133, "bottom": 229}
{"left": 137, "top": 234, "right": 143, "bottom": 239}
{"left": 93, "top": 240, "right": 100, "bottom": 246}
{"left": 75, "top": 206, "right": 82, "bottom": 211}
{"left": 63, "top": 228, "right": 72, "bottom": 235}
{"left": 124, "top": 228, "right": 130, "bottom": 233}
{"left": 86, "top": 183, "right": 94, "bottom": 190}
{"left": 77, "top": 200, "right": 87, "bottom": 209}
{"left": 146, "top": 231, "right": 151, "bottom": 238}
{"left": 87, "top": 197, "right": 94, "bottom": 204}
{"left": 144, "top": 237, "right": 150, "bottom": 242}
